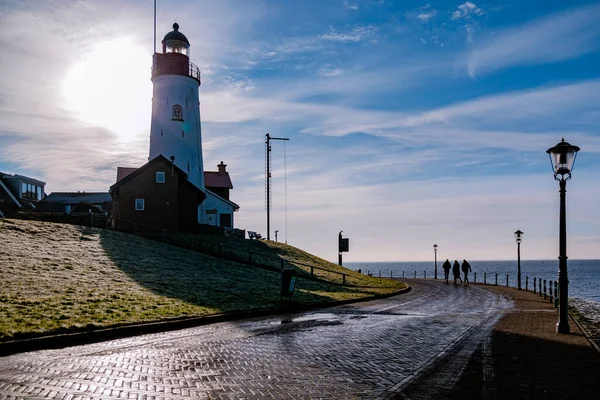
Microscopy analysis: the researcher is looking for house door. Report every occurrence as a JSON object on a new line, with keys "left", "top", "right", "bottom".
{"left": 206, "top": 210, "right": 218, "bottom": 226}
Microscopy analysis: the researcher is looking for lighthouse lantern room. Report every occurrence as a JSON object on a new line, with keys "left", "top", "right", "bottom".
{"left": 149, "top": 23, "right": 204, "bottom": 201}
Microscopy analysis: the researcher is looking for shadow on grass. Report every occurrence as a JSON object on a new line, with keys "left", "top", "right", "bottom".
{"left": 398, "top": 329, "right": 600, "bottom": 400}
{"left": 97, "top": 228, "right": 384, "bottom": 315}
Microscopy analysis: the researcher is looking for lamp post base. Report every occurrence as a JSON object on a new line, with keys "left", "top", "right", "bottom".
{"left": 556, "top": 321, "right": 570, "bottom": 334}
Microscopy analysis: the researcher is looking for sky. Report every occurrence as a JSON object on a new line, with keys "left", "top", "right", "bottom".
{"left": 1, "top": 0, "right": 599, "bottom": 262}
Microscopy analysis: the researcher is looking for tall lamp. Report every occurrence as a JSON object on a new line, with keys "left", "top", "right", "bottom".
{"left": 514, "top": 230, "right": 523, "bottom": 290}
{"left": 433, "top": 244, "right": 438, "bottom": 279}
{"left": 547, "top": 138, "right": 580, "bottom": 334}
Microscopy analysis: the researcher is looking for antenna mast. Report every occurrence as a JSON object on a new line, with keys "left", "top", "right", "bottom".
{"left": 265, "top": 133, "right": 289, "bottom": 241}
{"left": 153, "top": 0, "right": 157, "bottom": 53}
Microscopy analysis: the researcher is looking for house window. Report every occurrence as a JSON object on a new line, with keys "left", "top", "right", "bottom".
{"left": 156, "top": 171, "right": 166, "bottom": 184}
{"left": 21, "top": 182, "right": 39, "bottom": 200}
{"left": 172, "top": 105, "right": 183, "bottom": 120}
{"left": 135, "top": 199, "right": 145, "bottom": 211}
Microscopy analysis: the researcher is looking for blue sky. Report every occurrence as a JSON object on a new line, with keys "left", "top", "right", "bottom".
{"left": 1, "top": 0, "right": 599, "bottom": 262}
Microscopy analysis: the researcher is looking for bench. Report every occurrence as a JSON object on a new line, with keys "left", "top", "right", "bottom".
{"left": 247, "top": 231, "right": 262, "bottom": 240}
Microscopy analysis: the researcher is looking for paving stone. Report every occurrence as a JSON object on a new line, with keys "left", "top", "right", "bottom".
{"left": 0, "top": 281, "right": 511, "bottom": 399}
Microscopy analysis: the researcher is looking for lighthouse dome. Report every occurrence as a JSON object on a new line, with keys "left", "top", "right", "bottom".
{"left": 163, "top": 23, "right": 190, "bottom": 45}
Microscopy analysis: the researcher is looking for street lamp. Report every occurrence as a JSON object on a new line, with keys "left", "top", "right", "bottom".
{"left": 514, "top": 230, "right": 523, "bottom": 290}
{"left": 547, "top": 138, "right": 580, "bottom": 334}
{"left": 433, "top": 244, "right": 438, "bottom": 279}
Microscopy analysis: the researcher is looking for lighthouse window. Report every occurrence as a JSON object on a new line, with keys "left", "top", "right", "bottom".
{"left": 172, "top": 105, "right": 183, "bottom": 121}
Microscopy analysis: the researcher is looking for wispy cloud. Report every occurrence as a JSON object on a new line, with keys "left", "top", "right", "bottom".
{"left": 343, "top": 0, "right": 359, "bottom": 11}
{"left": 407, "top": 4, "right": 438, "bottom": 23}
{"left": 417, "top": 9, "right": 438, "bottom": 22}
{"left": 451, "top": 2, "right": 484, "bottom": 21}
{"left": 319, "top": 25, "right": 380, "bottom": 43}
{"left": 467, "top": 3, "right": 600, "bottom": 77}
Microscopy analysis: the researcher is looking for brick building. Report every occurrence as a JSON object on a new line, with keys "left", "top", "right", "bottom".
{"left": 110, "top": 155, "right": 206, "bottom": 233}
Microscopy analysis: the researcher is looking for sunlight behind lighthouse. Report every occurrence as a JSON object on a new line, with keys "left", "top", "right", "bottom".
{"left": 62, "top": 38, "right": 152, "bottom": 142}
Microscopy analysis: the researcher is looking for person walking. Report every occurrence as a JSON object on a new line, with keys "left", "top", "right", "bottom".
{"left": 442, "top": 259, "right": 452, "bottom": 283}
{"left": 453, "top": 260, "right": 462, "bottom": 284}
{"left": 461, "top": 259, "right": 472, "bottom": 284}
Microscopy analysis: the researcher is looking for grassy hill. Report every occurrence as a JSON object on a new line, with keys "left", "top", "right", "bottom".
{"left": 0, "top": 218, "right": 405, "bottom": 341}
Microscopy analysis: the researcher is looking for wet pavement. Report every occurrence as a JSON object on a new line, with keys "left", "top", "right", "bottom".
{"left": 0, "top": 280, "right": 513, "bottom": 399}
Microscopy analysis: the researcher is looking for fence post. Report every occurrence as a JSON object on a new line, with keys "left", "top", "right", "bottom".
{"left": 543, "top": 279, "right": 547, "bottom": 299}
{"left": 414, "top": 271, "right": 416, "bottom": 279}
{"left": 539, "top": 279, "right": 542, "bottom": 297}
{"left": 391, "top": 271, "right": 393, "bottom": 278}
{"left": 549, "top": 283, "right": 554, "bottom": 303}
{"left": 484, "top": 272, "right": 487, "bottom": 284}
{"left": 343, "top": 274, "right": 346, "bottom": 285}
{"left": 554, "top": 281, "right": 559, "bottom": 308}
{"left": 310, "top": 266, "right": 313, "bottom": 276}
{"left": 424, "top": 270, "right": 426, "bottom": 279}
{"left": 473, "top": 272, "right": 477, "bottom": 283}
{"left": 533, "top": 277, "right": 536, "bottom": 293}
{"left": 525, "top": 276, "right": 528, "bottom": 291}
{"left": 379, "top": 270, "right": 381, "bottom": 278}
{"left": 495, "top": 273, "right": 498, "bottom": 286}
{"left": 506, "top": 274, "right": 509, "bottom": 287}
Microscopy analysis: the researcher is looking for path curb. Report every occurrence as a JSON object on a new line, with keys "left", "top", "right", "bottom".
{"left": 570, "top": 314, "right": 600, "bottom": 355}
{"left": 0, "top": 286, "right": 411, "bottom": 357}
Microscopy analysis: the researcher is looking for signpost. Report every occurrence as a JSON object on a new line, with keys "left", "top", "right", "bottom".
{"left": 338, "top": 231, "right": 349, "bottom": 266}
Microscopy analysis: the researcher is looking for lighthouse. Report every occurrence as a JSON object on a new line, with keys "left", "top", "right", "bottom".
{"left": 149, "top": 23, "right": 204, "bottom": 193}
{"left": 111, "top": 22, "right": 238, "bottom": 231}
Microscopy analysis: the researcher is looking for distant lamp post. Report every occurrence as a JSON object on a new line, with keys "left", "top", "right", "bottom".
{"left": 274, "top": 230, "right": 279, "bottom": 242}
{"left": 433, "top": 244, "right": 438, "bottom": 279}
{"left": 514, "top": 230, "right": 523, "bottom": 290}
{"left": 547, "top": 138, "right": 580, "bottom": 334}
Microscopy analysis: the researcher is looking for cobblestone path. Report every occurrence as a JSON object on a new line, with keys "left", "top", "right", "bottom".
{"left": 0, "top": 280, "right": 512, "bottom": 399}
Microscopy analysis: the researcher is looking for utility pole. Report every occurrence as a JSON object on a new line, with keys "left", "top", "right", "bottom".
{"left": 265, "top": 133, "right": 289, "bottom": 241}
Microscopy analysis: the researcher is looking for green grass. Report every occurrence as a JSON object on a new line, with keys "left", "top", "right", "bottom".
{"left": 0, "top": 218, "right": 405, "bottom": 340}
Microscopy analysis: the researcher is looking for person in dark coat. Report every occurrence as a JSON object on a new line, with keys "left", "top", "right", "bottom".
{"left": 442, "top": 259, "right": 452, "bottom": 283}
{"left": 461, "top": 259, "right": 472, "bottom": 283}
{"left": 453, "top": 260, "right": 462, "bottom": 284}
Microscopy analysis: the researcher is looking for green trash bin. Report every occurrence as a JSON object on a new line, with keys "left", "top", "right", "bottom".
{"left": 281, "top": 269, "right": 296, "bottom": 298}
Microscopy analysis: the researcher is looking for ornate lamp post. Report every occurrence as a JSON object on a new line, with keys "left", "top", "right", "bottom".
{"left": 547, "top": 138, "right": 580, "bottom": 334}
{"left": 514, "top": 230, "right": 523, "bottom": 290}
{"left": 433, "top": 244, "right": 438, "bottom": 279}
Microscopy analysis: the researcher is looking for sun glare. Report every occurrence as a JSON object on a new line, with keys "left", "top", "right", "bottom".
{"left": 62, "top": 38, "right": 152, "bottom": 142}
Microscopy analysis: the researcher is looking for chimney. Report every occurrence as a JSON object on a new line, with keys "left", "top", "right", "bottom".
{"left": 218, "top": 161, "right": 227, "bottom": 175}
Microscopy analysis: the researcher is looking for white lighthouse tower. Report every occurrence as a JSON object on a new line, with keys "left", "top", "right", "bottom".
{"left": 149, "top": 23, "right": 204, "bottom": 193}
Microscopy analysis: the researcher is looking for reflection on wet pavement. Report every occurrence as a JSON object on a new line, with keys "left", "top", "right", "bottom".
{"left": 0, "top": 280, "right": 512, "bottom": 399}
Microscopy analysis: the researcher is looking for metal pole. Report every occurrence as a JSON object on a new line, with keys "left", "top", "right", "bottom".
{"left": 557, "top": 178, "right": 570, "bottom": 333}
{"left": 517, "top": 240, "right": 522, "bottom": 290}
{"left": 434, "top": 248, "right": 437, "bottom": 279}
{"left": 266, "top": 134, "right": 271, "bottom": 241}
{"left": 338, "top": 231, "right": 342, "bottom": 266}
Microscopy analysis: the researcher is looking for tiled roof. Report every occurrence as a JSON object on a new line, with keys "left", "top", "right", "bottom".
{"left": 42, "top": 192, "right": 112, "bottom": 204}
{"left": 116, "top": 167, "right": 138, "bottom": 182}
{"left": 204, "top": 171, "right": 233, "bottom": 189}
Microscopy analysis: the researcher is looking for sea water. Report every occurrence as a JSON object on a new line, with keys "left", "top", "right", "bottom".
{"left": 347, "top": 259, "right": 600, "bottom": 302}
